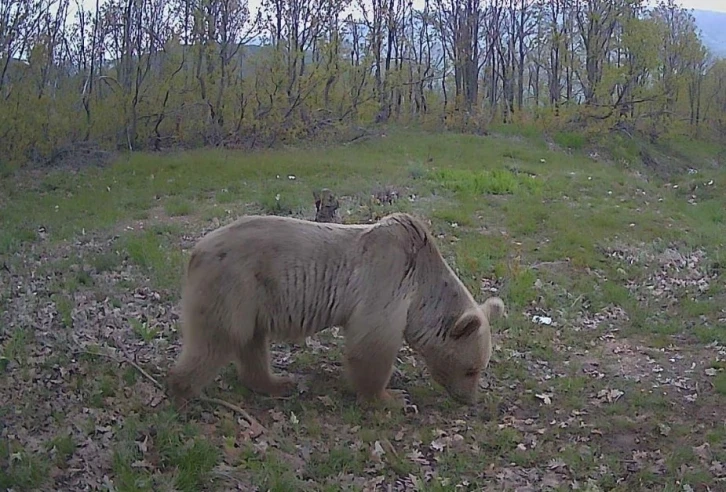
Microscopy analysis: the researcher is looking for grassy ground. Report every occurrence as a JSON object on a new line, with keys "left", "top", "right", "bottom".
{"left": 1, "top": 128, "right": 725, "bottom": 491}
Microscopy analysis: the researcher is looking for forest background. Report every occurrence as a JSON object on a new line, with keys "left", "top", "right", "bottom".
{"left": 2, "top": 0, "right": 726, "bottom": 167}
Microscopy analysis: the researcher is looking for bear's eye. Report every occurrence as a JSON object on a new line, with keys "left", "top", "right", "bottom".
{"left": 465, "top": 368, "right": 478, "bottom": 378}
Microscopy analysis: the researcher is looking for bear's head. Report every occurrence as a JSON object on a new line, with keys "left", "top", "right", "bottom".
{"left": 420, "top": 297, "right": 506, "bottom": 404}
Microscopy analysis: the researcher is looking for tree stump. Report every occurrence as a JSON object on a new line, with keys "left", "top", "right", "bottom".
{"left": 313, "top": 188, "right": 341, "bottom": 223}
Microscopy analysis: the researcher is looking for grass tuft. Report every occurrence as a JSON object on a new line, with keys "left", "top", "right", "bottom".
{"left": 1, "top": 128, "right": 725, "bottom": 490}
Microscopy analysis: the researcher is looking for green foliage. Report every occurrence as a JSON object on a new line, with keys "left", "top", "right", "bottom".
{"left": 2, "top": 128, "right": 726, "bottom": 490}
{"left": 164, "top": 197, "right": 195, "bottom": 217}
{"left": 130, "top": 318, "right": 160, "bottom": 342}
{"left": 110, "top": 410, "right": 220, "bottom": 492}
{"left": 715, "top": 373, "right": 726, "bottom": 396}
{"left": 0, "top": 440, "right": 49, "bottom": 490}
{"left": 119, "top": 228, "right": 186, "bottom": 294}
{"left": 553, "top": 131, "right": 587, "bottom": 150}
{"left": 51, "top": 294, "right": 74, "bottom": 329}
{"left": 502, "top": 267, "right": 538, "bottom": 308}
{"left": 306, "top": 446, "right": 368, "bottom": 478}
{"left": 46, "top": 433, "right": 77, "bottom": 467}
{"left": 1, "top": 328, "right": 29, "bottom": 365}
{"left": 427, "top": 168, "right": 542, "bottom": 197}
{"left": 0, "top": 0, "right": 722, "bottom": 167}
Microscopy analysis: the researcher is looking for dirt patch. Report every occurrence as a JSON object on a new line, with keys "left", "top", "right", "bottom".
{"left": 580, "top": 334, "right": 725, "bottom": 411}
{"left": 576, "top": 305, "right": 630, "bottom": 332}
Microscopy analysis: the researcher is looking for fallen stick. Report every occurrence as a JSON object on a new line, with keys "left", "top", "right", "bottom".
{"left": 199, "top": 396, "right": 267, "bottom": 433}
{"left": 75, "top": 348, "right": 164, "bottom": 391}
{"left": 74, "top": 346, "right": 265, "bottom": 432}
{"left": 126, "top": 357, "right": 164, "bottom": 390}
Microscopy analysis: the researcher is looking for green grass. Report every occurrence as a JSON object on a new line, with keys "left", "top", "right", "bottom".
{"left": 427, "top": 167, "right": 543, "bottom": 196}
{"left": 1, "top": 328, "right": 29, "bottom": 365}
{"left": 118, "top": 225, "right": 186, "bottom": 293}
{"left": 1, "top": 127, "right": 725, "bottom": 490}
{"left": 46, "top": 433, "right": 77, "bottom": 468}
{"left": 715, "top": 373, "right": 726, "bottom": 396}
{"left": 130, "top": 318, "right": 160, "bottom": 342}
{"left": 164, "top": 197, "right": 195, "bottom": 217}
{"left": 0, "top": 441, "right": 49, "bottom": 491}
{"left": 110, "top": 409, "right": 221, "bottom": 491}
{"left": 553, "top": 130, "right": 588, "bottom": 150}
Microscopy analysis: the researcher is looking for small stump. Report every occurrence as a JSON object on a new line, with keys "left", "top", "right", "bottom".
{"left": 313, "top": 188, "right": 341, "bottom": 223}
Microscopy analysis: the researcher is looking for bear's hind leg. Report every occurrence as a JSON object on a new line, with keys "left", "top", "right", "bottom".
{"left": 167, "top": 333, "right": 233, "bottom": 407}
{"left": 235, "top": 330, "right": 296, "bottom": 397}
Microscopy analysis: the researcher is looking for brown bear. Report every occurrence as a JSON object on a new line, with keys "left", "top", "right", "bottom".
{"left": 166, "top": 212, "right": 506, "bottom": 407}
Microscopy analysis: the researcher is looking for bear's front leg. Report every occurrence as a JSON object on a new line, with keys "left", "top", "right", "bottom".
{"left": 375, "top": 388, "right": 409, "bottom": 409}
{"left": 344, "top": 330, "right": 404, "bottom": 406}
{"left": 236, "top": 331, "right": 296, "bottom": 397}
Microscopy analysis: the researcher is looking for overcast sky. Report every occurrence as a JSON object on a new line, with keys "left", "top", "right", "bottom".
{"left": 653, "top": 0, "right": 725, "bottom": 11}
{"left": 75, "top": 0, "right": 726, "bottom": 14}
{"left": 680, "top": 0, "right": 726, "bottom": 11}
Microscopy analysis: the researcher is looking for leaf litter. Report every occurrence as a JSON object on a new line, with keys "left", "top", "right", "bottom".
{"left": 1, "top": 222, "right": 725, "bottom": 490}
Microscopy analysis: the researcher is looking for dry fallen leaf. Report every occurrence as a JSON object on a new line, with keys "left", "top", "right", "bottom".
{"left": 597, "top": 388, "right": 624, "bottom": 403}
{"left": 548, "top": 458, "right": 567, "bottom": 471}
{"left": 317, "top": 395, "right": 335, "bottom": 408}
{"left": 407, "top": 449, "right": 428, "bottom": 465}
{"left": 130, "top": 459, "right": 153, "bottom": 469}
{"left": 222, "top": 441, "right": 243, "bottom": 462}
{"left": 709, "top": 460, "right": 726, "bottom": 477}
{"left": 136, "top": 435, "right": 150, "bottom": 454}
{"left": 239, "top": 420, "right": 265, "bottom": 441}
{"left": 693, "top": 443, "right": 711, "bottom": 461}
{"left": 370, "top": 441, "right": 386, "bottom": 462}
{"left": 535, "top": 393, "right": 553, "bottom": 405}
{"left": 431, "top": 437, "right": 447, "bottom": 452}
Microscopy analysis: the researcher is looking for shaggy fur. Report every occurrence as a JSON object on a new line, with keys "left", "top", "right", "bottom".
{"left": 167, "top": 212, "right": 506, "bottom": 406}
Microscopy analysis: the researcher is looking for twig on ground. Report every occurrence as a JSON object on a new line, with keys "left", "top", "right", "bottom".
{"left": 127, "top": 357, "right": 165, "bottom": 390}
{"left": 73, "top": 348, "right": 164, "bottom": 390}
{"left": 74, "top": 345, "right": 265, "bottom": 431}
{"left": 570, "top": 294, "right": 584, "bottom": 308}
{"left": 530, "top": 259, "right": 571, "bottom": 270}
{"left": 199, "top": 396, "right": 267, "bottom": 433}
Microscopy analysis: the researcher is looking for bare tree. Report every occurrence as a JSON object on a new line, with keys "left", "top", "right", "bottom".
{"left": 573, "top": 0, "right": 625, "bottom": 106}
{"left": 435, "top": 0, "right": 481, "bottom": 113}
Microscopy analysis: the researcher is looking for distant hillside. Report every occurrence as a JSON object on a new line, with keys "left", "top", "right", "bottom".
{"left": 692, "top": 9, "right": 726, "bottom": 59}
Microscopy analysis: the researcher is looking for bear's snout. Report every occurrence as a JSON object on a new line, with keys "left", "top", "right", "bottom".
{"left": 445, "top": 383, "right": 478, "bottom": 405}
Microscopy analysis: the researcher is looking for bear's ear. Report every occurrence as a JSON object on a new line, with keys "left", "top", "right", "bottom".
{"left": 451, "top": 311, "right": 482, "bottom": 340}
{"left": 480, "top": 297, "right": 507, "bottom": 321}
